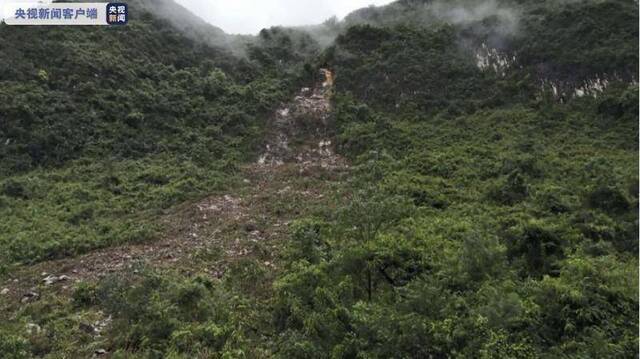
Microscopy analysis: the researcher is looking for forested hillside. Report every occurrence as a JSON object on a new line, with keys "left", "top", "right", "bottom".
{"left": 0, "top": 0, "right": 321, "bottom": 266}
{"left": 0, "top": 0, "right": 638, "bottom": 357}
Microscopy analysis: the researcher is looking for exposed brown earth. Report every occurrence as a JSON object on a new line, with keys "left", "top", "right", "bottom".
{"left": 1, "top": 72, "right": 349, "bottom": 306}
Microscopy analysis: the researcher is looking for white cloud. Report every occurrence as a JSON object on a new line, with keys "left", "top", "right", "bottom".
{"left": 174, "top": 0, "right": 395, "bottom": 34}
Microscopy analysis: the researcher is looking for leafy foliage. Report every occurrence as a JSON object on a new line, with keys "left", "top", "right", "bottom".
{"left": 0, "top": 0, "right": 637, "bottom": 357}
{"left": 269, "top": 0, "right": 638, "bottom": 356}
{"left": 0, "top": 1, "right": 319, "bottom": 265}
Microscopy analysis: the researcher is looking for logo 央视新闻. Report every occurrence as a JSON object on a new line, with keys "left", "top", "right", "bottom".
{"left": 106, "top": 3, "right": 127, "bottom": 25}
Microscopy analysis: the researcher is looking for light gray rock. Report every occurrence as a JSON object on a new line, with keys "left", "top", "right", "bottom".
{"left": 43, "top": 274, "right": 71, "bottom": 285}
{"left": 21, "top": 291, "right": 39, "bottom": 303}
{"left": 26, "top": 323, "right": 41, "bottom": 334}
{"left": 43, "top": 275, "right": 58, "bottom": 285}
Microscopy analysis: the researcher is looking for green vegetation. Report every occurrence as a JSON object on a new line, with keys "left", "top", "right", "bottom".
{"left": 0, "top": 0, "right": 638, "bottom": 357}
{"left": 0, "top": 0, "right": 320, "bottom": 267}
{"left": 272, "top": 93, "right": 638, "bottom": 356}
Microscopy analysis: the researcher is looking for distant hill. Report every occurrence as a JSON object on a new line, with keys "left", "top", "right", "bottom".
{"left": 326, "top": 0, "right": 638, "bottom": 113}
{"left": 0, "top": 0, "right": 637, "bottom": 358}
{"left": 0, "top": 0, "right": 314, "bottom": 174}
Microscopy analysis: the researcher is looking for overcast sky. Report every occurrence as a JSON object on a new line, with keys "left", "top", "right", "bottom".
{"left": 174, "top": 0, "right": 395, "bottom": 34}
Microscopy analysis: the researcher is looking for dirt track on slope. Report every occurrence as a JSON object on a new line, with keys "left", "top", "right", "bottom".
{"left": 1, "top": 72, "right": 349, "bottom": 303}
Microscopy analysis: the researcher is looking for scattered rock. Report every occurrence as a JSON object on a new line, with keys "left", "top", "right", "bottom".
{"left": 43, "top": 274, "right": 70, "bottom": 285}
{"left": 95, "top": 349, "right": 107, "bottom": 356}
{"left": 21, "top": 291, "right": 39, "bottom": 303}
{"left": 94, "top": 318, "right": 111, "bottom": 337}
{"left": 5, "top": 76, "right": 342, "bottom": 309}
{"left": 26, "top": 323, "right": 42, "bottom": 334}
{"left": 278, "top": 108, "right": 290, "bottom": 117}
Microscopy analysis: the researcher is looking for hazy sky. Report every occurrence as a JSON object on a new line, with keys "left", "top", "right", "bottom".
{"left": 174, "top": 0, "right": 395, "bottom": 34}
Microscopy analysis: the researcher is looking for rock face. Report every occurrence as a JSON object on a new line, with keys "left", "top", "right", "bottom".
{"left": 475, "top": 43, "right": 516, "bottom": 77}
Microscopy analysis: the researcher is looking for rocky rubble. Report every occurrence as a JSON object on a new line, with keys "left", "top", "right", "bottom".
{"left": 257, "top": 69, "right": 346, "bottom": 172}
{"left": 2, "top": 69, "right": 347, "bottom": 306}
{"left": 43, "top": 274, "right": 71, "bottom": 285}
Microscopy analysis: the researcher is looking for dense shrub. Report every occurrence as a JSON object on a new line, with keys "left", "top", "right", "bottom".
{"left": 93, "top": 270, "right": 242, "bottom": 356}
{"left": 487, "top": 171, "right": 529, "bottom": 205}
{"left": 505, "top": 221, "right": 565, "bottom": 278}
{"left": 0, "top": 333, "right": 30, "bottom": 359}
{"left": 1, "top": 179, "right": 29, "bottom": 199}
{"left": 534, "top": 185, "right": 572, "bottom": 214}
{"left": 586, "top": 185, "right": 631, "bottom": 214}
{"left": 0, "top": 0, "right": 637, "bottom": 357}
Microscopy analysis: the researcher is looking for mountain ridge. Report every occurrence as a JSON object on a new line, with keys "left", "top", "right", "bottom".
{"left": 0, "top": 0, "right": 637, "bottom": 357}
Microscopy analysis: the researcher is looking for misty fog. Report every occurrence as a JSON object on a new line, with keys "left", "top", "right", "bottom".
{"left": 174, "top": 0, "right": 395, "bottom": 34}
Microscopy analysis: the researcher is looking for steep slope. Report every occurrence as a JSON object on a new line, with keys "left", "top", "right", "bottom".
{"left": 2, "top": 71, "right": 341, "bottom": 282}
{"left": 269, "top": 1, "right": 638, "bottom": 357}
{"left": 0, "top": 0, "right": 321, "bottom": 267}
{"left": 1, "top": 67, "right": 346, "bottom": 359}
{"left": 1, "top": 3, "right": 257, "bottom": 174}
{"left": 326, "top": 0, "right": 638, "bottom": 112}
{"left": 0, "top": 0, "right": 638, "bottom": 357}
